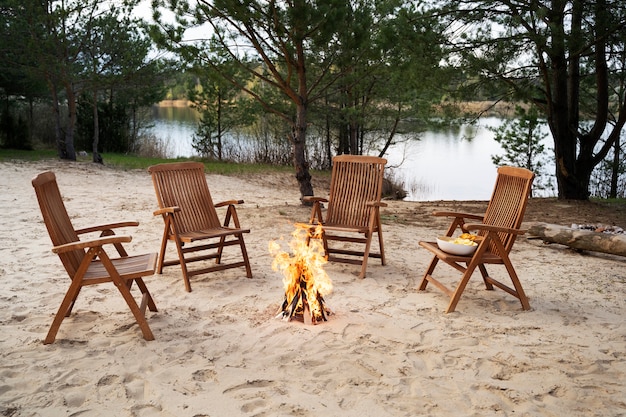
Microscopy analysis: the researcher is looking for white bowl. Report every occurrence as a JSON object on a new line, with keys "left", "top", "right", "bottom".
{"left": 436, "top": 236, "right": 478, "bottom": 256}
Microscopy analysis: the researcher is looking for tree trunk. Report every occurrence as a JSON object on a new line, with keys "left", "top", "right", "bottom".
{"left": 217, "top": 90, "right": 223, "bottom": 160}
{"left": 324, "top": 99, "right": 332, "bottom": 169}
{"left": 63, "top": 82, "right": 77, "bottom": 161}
{"left": 92, "top": 90, "right": 102, "bottom": 163}
{"left": 610, "top": 138, "right": 620, "bottom": 199}
{"left": 47, "top": 80, "right": 66, "bottom": 159}
{"left": 528, "top": 223, "right": 626, "bottom": 257}
{"left": 543, "top": 0, "right": 623, "bottom": 201}
{"left": 293, "top": 102, "right": 314, "bottom": 201}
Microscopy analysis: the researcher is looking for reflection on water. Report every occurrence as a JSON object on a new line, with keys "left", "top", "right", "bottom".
{"left": 147, "top": 107, "right": 546, "bottom": 201}
{"left": 385, "top": 118, "right": 506, "bottom": 201}
{"left": 148, "top": 106, "right": 201, "bottom": 158}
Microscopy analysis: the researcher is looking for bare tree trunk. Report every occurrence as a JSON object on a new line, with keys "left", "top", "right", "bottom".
{"left": 92, "top": 90, "right": 102, "bottom": 163}
{"left": 293, "top": 103, "right": 313, "bottom": 201}
{"left": 610, "top": 137, "right": 620, "bottom": 199}
{"left": 63, "top": 82, "right": 77, "bottom": 161}
{"left": 49, "top": 84, "right": 65, "bottom": 159}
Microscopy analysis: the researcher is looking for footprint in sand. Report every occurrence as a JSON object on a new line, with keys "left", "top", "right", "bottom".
{"left": 223, "top": 379, "right": 278, "bottom": 414}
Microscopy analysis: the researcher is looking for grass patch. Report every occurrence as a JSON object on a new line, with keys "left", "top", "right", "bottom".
{"left": 590, "top": 197, "right": 626, "bottom": 208}
{"left": 0, "top": 148, "right": 58, "bottom": 161}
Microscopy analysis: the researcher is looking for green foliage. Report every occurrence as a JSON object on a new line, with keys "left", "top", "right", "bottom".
{"left": 0, "top": 107, "right": 32, "bottom": 150}
{"left": 590, "top": 144, "right": 626, "bottom": 198}
{"left": 2, "top": 0, "right": 171, "bottom": 159}
{"left": 489, "top": 105, "right": 553, "bottom": 196}
{"left": 187, "top": 52, "right": 257, "bottom": 160}
{"left": 76, "top": 97, "right": 132, "bottom": 153}
{"left": 150, "top": 0, "right": 448, "bottom": 159}
{"left": 441, "top": 0, "right": 626, "bottom": 200}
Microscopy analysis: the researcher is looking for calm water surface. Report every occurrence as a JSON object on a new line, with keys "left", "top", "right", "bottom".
{"left": 147, "top": 106, "right": 540, "bottom": 201}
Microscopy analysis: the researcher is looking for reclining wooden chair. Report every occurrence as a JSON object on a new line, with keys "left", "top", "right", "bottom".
{"left": 303, "top": 155, "right": 388, "bottom": 279}
{"left": 418, "top": 166, "right": 535, "bottom": 313}
{"left": 32, "top": 171, "right": 157, "bottom": 344}
{"left": 148, "top": 162, "right": 252, "bottom": 292}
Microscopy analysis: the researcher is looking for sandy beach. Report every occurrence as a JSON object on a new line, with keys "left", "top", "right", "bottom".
{"left": 1, "top": 159, "right": 625, "bottom": 417}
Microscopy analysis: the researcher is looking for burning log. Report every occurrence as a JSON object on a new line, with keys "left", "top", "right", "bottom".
{"left": 269, "top": 224, "right": 333, "bottom": 324}
{"left": 528, "top": 223, "right": 626, "bottom": 257}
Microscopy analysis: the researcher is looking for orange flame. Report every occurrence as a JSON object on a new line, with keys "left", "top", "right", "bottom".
{"left": 269, "top": 223, "right": 332, "bottom": 321}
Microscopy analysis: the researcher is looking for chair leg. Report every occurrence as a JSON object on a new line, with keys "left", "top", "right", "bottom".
{"left": 478, "top": 264, "right": 494, "bottom": 290}
{"left": 237, "top": 233, "right": 253, "bottom": 278}
{"left": 319, "top": 230, "right": 330, "bottom": 258}
{"left": 115, "top": 284, "right": 155, "bottom": 341}
{"left": 377, "top": 227, "right": 386, "bottom": 266}
{"left": 156, "top": 228, "right": 170, "bottom": 275}
{"left": 65, "top": 287, "right": 82, "bottom": 317}
{"left": 134, "top": 278, "right": 158, "bottom": 312}
{"left": 418, "top": 256, "right": 439, "bottom": 291}
{"left": 99, "top": 252, "right": 155, "bottom": 341}
{"left": 445, "top": 267, "right": 477, "bottom": 313}
{"left": 501, "top": 258, "right": 531, "bottom": 310}
{"left": 359, "top": 231, "right": 374, "bottom": 279}
{"left": 216, "top": 236, "right": 226, "bottom": 264}
{"left": 173, "top": 239, "right": 192, "bottom": 292}
{"left": 44, "top": 277, "right": 85, "bottom": 344}
{"left": 44, "top": 248, "right": 100, "bottom": 344}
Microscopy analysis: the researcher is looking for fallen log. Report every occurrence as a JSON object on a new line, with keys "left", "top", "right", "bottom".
{"left": 527, "top": 223, "right": 626, "bottom": 257}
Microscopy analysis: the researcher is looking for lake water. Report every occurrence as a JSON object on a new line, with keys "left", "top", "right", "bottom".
{"left": 147, "top": 106, "right": 551, "bottom": 201}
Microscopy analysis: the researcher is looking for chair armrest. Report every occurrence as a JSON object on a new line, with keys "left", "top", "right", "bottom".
{"left": 52, "top": 235, "right": 132, "bottom": 254}
{"left": 432, "top": 211, "right": 484, "bottom": 220}
{"left": 465, "top": 223, "right": 527, "bottom": 235}
{"left": 366, "top": 201, "right": 388, "bottom": 208}
{"left": 153, "top": 206, "right": 180, "bottom": 216}
{"left": 302, "top": 196, "right": 328, "bottom": 204}
{"left": 74, "top": 222, "right": 139, "bottom": 235}
{"left": 215, "top": 199, "right": 244, "bottom": 208}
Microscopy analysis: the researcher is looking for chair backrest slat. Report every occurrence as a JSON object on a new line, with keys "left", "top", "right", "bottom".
{"left": 326, "top": 155, "right": 387, "bottom": 228}
{"left": 32, "top": 172, "right": 84, "bottom": 277}
{"left": 148, "top": 162, "right": 221, "bottom": 233}
{"left": 482, "top": 166, "right": 535, "bottom": 254}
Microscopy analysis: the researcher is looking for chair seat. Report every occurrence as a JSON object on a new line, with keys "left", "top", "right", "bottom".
{"left": 319, "top": 224, "right": 371, "bottom": 234}
{"left": 83, "top": 253, "right": 157, "bottom": 283}
{"left": 419, "top": 241, "right": 503, "bottom": 263}
{"left": 176, "top": 227, "right": 251, "bottom": 243}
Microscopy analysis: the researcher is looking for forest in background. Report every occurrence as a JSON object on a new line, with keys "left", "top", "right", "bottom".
{"left": 1, "top": 0, "right": 625, "bottom": 200}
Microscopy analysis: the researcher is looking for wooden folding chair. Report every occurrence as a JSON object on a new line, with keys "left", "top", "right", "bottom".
{"left": 148, "top": 162, "right": 252, "bottom": 292}
{"left": 303, "top": 155, "right": 388, "bottom": 278}
{"left": 32, "top": 171, "right": 157, "bottom": 344}
{"left": 418, "top": 166, "right": 535, "bottom": 313}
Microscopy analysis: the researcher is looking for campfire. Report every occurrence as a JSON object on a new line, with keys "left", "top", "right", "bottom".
{"left": 269, "top": 224, "right": 333, "bottom": 324}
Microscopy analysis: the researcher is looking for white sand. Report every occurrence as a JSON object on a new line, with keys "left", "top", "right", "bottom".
{"left": 1, "top": 159, "right": 625, "bottom": 417}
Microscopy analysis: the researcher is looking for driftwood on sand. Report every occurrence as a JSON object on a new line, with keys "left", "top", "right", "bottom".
{"left": 528, "top": 223, "right": 626, "bottom": 257}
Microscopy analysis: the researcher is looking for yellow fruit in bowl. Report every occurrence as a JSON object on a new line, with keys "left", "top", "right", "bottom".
{"left": 459, "top": 233, "right": 478, "bottom": 241}
{"left": 451, "top": 237, "right": 477, "bottom": 246}
{"left": 436, "top": 236, "right": 478, "bottom": 255}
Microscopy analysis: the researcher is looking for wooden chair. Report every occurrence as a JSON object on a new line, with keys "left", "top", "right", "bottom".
{"left": 31, "top": 171, "right": 158, "bottom": 344}
{"left": 148, "top": 162, "right": 252, "bottom": 292}
{"left": 303, "top": 155, "right": 388, "bottom": 279}
{"left": 418, "top": 166, "right": 535, "bottom": 313}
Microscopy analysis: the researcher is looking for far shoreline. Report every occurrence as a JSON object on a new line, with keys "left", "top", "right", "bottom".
{"left": 155, "top": 99, "right": 520, "bottom": 118}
